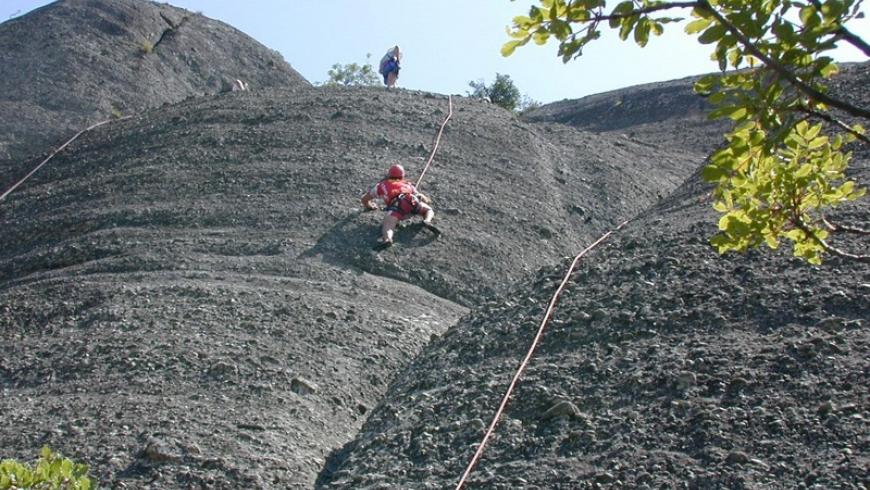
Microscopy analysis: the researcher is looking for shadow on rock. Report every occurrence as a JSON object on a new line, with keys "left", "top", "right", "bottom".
{"left": 300, "top": 209, "right": 440, "bottom": 269}
{"left": 314, "top": 439, "right": 358, "bottom": 488}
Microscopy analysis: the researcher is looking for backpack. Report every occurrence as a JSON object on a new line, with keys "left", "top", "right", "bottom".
{"left": 379, "top": 46, "right": 400, "bottom": 75}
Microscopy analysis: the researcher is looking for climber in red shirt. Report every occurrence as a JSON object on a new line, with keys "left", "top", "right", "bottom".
{"left": 361, "top": 163, "right": 439, "bottom": 247}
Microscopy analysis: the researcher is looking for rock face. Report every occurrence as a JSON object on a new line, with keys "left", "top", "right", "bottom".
{"left": 524, "top": 74, "right": 712, "bottom": 129}
{"left": 314, "top": 64, "right": 869, "bottom": 488}
{"left": 0, "top": 0, "right": 308, "bottom": 182}
{"left": 521, "top": 73, "right": 729, "bottom": 157}
{"left": 1, "top": 1, "right": 868, "bottom": 488}
{"left": 317, "top": 173, "right": 869, "bottom": 489}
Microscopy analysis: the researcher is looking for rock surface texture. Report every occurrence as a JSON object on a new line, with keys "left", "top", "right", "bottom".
{"left": 0, "top": 0, "right": 307, "bottom": 183}
{"left": 1, "top": 1, "right": 868, "bottom": 488}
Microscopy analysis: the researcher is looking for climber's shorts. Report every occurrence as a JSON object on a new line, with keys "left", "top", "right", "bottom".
{"left": 386, "top": 194, "right": 429, "bottom": 220}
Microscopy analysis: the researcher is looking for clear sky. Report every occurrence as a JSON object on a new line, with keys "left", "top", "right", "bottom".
{"left": 3, "top": 0, "right": 869, "bottom": 104}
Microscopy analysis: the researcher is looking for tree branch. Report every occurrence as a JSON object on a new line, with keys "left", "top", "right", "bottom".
{"left": 833, "top": 26, "right": 870, "bottom": 57}
{"left": 822, "top": 215, "right": 870, "bottom": 235}
{"left": 698, "top": 1, "right": 870, "bottom": 121}
{"left": 583, "top": 1, "right": 701, "bottom": 19}
{"left": 565, "top": 1, "right": 701, "bottom": 45}
{"left": 809, "top": 0, "right": 870, "bottom": 56}
{"left": 796, "top": 105, "right": 870, "bottom": 146}
{"left": 796, "top": 219, "right": 870, "bottom": 262}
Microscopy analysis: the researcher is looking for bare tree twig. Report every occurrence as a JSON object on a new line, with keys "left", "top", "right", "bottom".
{"left": 822, "top": 215, "right": 870, "bottom": 235}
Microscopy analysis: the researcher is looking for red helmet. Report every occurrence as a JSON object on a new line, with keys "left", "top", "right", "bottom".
{"left": 387, "top": 164, "right": 405, "bottom": 179}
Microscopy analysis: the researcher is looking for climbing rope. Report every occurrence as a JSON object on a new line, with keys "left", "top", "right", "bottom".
{"left": 455, "top": 219, "right": 631, "bottom": 490}
{"left": 0, "top": 116, "right": 132, "bottom": 202}
{"left": 415, "top": 95, "right": 452, "bottom": 191}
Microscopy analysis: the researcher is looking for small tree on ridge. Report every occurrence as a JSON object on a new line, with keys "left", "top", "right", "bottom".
{"left": 468, "top": 73, "right": 540, "bottom": 113}
{"left": 324, "top": 54, "right": 380, "bottom": 87}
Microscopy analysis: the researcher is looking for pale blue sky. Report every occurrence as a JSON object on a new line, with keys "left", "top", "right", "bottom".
{"left": 4, "top": 1, "right": 869, "bottom": 103}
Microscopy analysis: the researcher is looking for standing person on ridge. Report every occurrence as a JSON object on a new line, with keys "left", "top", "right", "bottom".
{"left": 378, "top": 45, "right": 401, "bottom": 88}
{"left": 361, "top": 163, "right": 439, "bottom": 248}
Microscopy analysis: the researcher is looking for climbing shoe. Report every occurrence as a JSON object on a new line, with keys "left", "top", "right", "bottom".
{"left": 373, "top": 240, "right": 394, "bottom": 251}
{"left": 423, "top": 222, "right": 442, "bottom": 237}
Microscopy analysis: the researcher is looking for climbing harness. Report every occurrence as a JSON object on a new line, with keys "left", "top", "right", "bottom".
{"left": 455, "top": 219, "right": 631, "bottom": 490}
{"left": 385, "top": 193, "right": 421, "bottom": 217}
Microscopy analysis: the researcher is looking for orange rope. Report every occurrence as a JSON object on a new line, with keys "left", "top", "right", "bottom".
{"left": 455, "top": 219, "right": 631, "bottom": 489}
{"left": 415, "top": 95, "right": 452, "bottom": 191}
{"left": 0, "top": 116, "right": 131, "bottom": 202}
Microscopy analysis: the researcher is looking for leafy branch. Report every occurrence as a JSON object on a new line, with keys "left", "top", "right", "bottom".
{"left": 809, "top": 0, "right": 870, "bottom": 56}
{"left": 697, "top": 0, "right": 870, "bottom": 120}
{"left": 796, "top": 217, "right": 870, "bottom": 261}
{"left": 0, "top": 447, "right": 93, "bottom": 489}
{"left": 503, "top": 0, "right": 869, "bottom": 264}
{"left": 797, "top": 105, "right": 870, "bottom": 145}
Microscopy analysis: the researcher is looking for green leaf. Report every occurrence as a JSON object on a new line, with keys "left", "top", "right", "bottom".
{"left": 501, "top": 39, "right": 524, "bottom": 56}
{"left": 551, "top": 19, "right": 572, "bottom": 40}
{"left": 612, "top": 1, "right": 634, "bottom": 15}
{"left": 764, "top": 233, "right": 780, "bottom": 249}
{"left": 703, "top": 164, "right": 730, "bottom": 182}
{"left": 772, "top": 19, "right": 796, "bottom": 43}
{"left": 610, "top": 1, "right": 635, "bottom": 28}
{"left": 618, "top": 14, "right": 638, "bottom": 40}
{"left": 634, "top": 18, "right": 651, "bottom": 46}
{"left": 567, "top": 6, "right": 590, "bottom": 22}
{"left": 727, "top": 47, "right": 742, "bottom": 67}
{"left": 512, "top": 15, "right": 533, "bottom": 29}
{"left": 685, "top": 17, "right": 713, "bottom": 34}
{"left": 800, "top": 5, "right": 820, "bottom": 27}
{"left": 710, "top": 232, "right": 736, "bottom": 253}
{"left": 708, "top": 104, "right": 745, "bottom": 120}
{"left": 820, "top": 0, "right": 846, "bottom": 21}
{"left": 729, "top": 107, "right": 748, "bottom": 120}
{"left": 715, "top": 42, "right": 728, "bottom": 70}
{"left": 795, "top": 163, "right": 813, "bottom": 178}
{"left": 784, "top": 228, "right": 806, "bottom": 242}
{"left": 698, "top": 23, "right": 726, "bottom": 44}
{"left": 733, "top": 120, "right": 756, "bottom": 133}
{"left": 533, "top": 28, "right": 550, "bottom": 45}
{"left": 819, "top": 60, "right": 839, "bottom": 77}
{"left": 694, "top": 74, "right": 719, "bottom": 94}
{"left": 806, "top": 136, "right": 827, "bottom": 149}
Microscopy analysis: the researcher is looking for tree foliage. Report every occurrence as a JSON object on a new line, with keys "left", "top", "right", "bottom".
{"left": 504, "top": 0, "right": 869, "bottom": 264}
{"left": 0, "top": 447, "right": 92, "bottom": 489}
{"left": 468, "top": 73, "right": 541, "bottom": 113}
{"left": 469, "top": 73, "right": 522, "bottom": 111}
{"left": 324, "top": 54, "right": 380, "bottom": 87}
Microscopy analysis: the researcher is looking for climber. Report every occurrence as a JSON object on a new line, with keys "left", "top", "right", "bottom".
{"left": 361, "top": 163, "right": 439, "bottom": 248}
{"left": 378, "top": 45, "right": 401, "bottom": 88}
